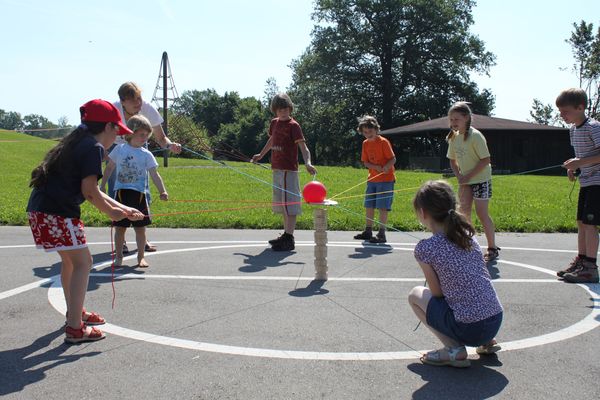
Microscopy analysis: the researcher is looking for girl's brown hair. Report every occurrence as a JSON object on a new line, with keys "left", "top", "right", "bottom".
{"left": 413, "top": 180, "right": 475, "bottom": 250}
{"left": 446, "top": 101, "right": 472, "bottom": 142}
{"left": 29, "top": 122, "right": 109, "bottom": 188}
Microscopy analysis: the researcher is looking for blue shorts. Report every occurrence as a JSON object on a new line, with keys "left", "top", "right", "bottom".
{"left": 364, "top": 181, "right": 395, "bottom": 210}
{"left": 426, "top": 296, "right": 502, "bottom": 347}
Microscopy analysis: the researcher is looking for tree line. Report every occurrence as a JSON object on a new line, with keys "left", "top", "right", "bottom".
{"left": 529, "top": 20, "right": 600, "bottom": 126}
{"left": 3, "top": 1, "right": 596, "bottom": 164}
{"left": 0, "top": 109, "right": 71, "bottom": 138}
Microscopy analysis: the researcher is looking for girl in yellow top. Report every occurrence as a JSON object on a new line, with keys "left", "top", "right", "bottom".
{"left": 446, "top": 102, "right": 499, "bottom": 261}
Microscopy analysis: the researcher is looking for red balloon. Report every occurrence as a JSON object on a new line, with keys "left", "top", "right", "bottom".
{"left": 303, "top": 181, "right": 327, "bottom": 203}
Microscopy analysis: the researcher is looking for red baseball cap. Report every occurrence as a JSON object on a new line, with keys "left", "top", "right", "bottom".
{"left": 80, "top": 99, "right": 133, "bottom": 135}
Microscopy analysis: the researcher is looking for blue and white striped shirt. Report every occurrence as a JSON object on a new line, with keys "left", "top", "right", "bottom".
{"left": 570, "top": 118, "right": 600, "bottom": 187}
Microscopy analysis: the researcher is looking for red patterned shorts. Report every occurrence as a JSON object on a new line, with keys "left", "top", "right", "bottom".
{"left": 27, "top": 211, "right": 87, "bottom": 252}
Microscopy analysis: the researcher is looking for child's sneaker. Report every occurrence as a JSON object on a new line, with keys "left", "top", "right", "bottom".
{"left": 272, "top": 234, "right": 295, "bottom": 251}
{"left": 562, "top": 260, "right": 599, "bottom": 283}
{"left": 354, "top": 230, "right": 373, "bottom": 240}
{"left": 557, "top": 256, "right": 583, "bottom": 278}
{"left": 268, "top": 233, "right": 285, "bottom": 245}
{"left": 484, "top": 247, "right": 501, "bottom": 262}
{"left": 369, "top": 232, "right": 387, "bottom": 244}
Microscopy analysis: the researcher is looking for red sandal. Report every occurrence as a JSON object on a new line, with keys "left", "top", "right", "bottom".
{"left": 66, "top": 308, "right": 106, "bottom": 326}
{"left": 65, "top": 322, "right": 105, "bottom": 344}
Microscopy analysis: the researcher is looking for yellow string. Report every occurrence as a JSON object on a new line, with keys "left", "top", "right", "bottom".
{"left": 328, "top": 172, "right": 385, "bottom": 200}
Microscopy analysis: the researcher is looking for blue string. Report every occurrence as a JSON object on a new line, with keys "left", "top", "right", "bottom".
{"left": 180, "top": 146, "right": 302, "bottom": 200}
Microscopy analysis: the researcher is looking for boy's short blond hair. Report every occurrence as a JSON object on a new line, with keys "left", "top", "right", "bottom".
{"left": 118, "top": 81, "right": 142, "bottom": 101}
{"left": 556, "top": 88, "right": 587, "bottom": 108}
{"left": 125, "top": 115, "right": 153, "bottom": 142}
{"left": 357, "top": 115, "right": 380, "bottom": 133}
{"left": 270, "top": 93, "right": 294, "bottom": 114}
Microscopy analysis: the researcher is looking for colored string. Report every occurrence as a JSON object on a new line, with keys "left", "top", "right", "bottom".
{"left": 110, "top": 224, "right": 116, "bottom": 309}
{"left": 169, "top": 199, "right": 300, "bottom": 205}
{"left": 328, "top": 172, "right": 385, "bottom": 200}
{"left": 181, "top": 146, "right": 303, "bottom": 200}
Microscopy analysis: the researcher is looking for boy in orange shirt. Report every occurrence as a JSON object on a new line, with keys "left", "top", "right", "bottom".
{"left": 354, "top": 116, "right": 397, "bottom": 243}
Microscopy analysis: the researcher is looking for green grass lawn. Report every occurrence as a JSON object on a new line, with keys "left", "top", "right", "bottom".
{"left": 0, "top": 129, "right": 578, "bottom": 232}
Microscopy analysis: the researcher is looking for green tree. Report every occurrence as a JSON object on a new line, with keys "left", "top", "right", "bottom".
{"left": 174, "top": 90, "right": 270, "bottom": 160}
{"left": 263, "top": 77, "right": 280, "bottom": 108}
{"left": 23, "top": 114, "right": 56, "bottom": 130}
{"left": 566, "top": 20, "right": 600, "bottom": 118}
{"left": 528, "top": 99, "right": 564, "bottom": 127}
{"left": 289, "top": 0, "right": 495, "bottom": 165}
{"left": 0, "top": 110, "right": 24, "bottom": 130}
{"left": 176, "top": 89, "right": 241, "bottom": 137}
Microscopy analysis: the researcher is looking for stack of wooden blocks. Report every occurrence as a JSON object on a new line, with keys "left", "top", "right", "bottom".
{"left": 313, "top": 208, "right": 328, "bottom": 280}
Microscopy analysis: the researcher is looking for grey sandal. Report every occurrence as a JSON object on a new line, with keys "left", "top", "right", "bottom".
{"left": 420, "top": 346, "right": 471, "bottom": 368}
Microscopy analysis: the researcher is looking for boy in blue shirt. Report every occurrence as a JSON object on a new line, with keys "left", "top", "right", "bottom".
{"left": 101, "top": 115, "right": 168, "bottom": 268}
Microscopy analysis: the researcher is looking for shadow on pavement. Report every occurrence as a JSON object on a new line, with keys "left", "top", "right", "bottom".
{"left": 348, "top": 244, "right": 393, "bottom": 259}
{"left": 0, "top": 328, "right": 101, "bottom": 397}
{"left": 33, "top": 250, "right": 143, "bottom": 293}
{"left": 407, "top": 356, "right": 508, "bottom": 400}
{"left": 289, "top": 279, "right": 329, "bottom": 297}
{"left": 486, "top": 259, "right": 500, "bottom": 280}
{"left": 235, "top": 249, "right": 304, "bottom": 273}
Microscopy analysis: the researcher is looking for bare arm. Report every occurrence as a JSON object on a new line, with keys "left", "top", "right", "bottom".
{"left": 462, "top": 157, "right": 491, "bottom": 182}
{"left": 149, "top": 167, "right": 168, "bottom": 200}
{"left": 563, "top": 154, "right": 600, "bottom": 170}
{"left": 298, "top": 141, "right": 317, "bottom": 175}
{"left": 417, "top": 261, "right": 443, "bottom": 297}
{"left": 449, "top": 158, "right": 461, "bottom": 177}
{"left": 82, "top": 175, "right": 144, "bottom": 221}
{"left": 251, "top": 135, "right": 274, "bottom": 163}
{"left": 152, "top": 124, "right": 181, "bottom": 154}
{"left": 99, "top": 160, "right": 116, "bottom": 192}
{"left": 382, "top": 156, "right": 396, "bottom": 173}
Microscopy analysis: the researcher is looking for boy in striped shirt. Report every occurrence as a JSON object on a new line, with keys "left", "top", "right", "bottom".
{"left": 557, "top": 88, "right": 600, "bottom": 283}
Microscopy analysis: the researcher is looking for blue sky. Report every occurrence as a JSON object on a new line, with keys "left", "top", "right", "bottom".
{"left": 0, "top": 0, "right": 597, "bottom": 126}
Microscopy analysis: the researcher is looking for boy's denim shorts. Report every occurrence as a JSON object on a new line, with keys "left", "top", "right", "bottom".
{"left": 364, "top": 181, "right": 395, "bottom": 210}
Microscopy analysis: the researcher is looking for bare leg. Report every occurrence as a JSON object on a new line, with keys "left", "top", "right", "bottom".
{"left": 378, "top": 209, "right": 388, "bottom": 228}
{"left": 474, "top": 199, "right": 496, "bottom": 249}
{"left": 577, "top": 221, "right": 587, "bottom": 255}
{"left": 284, "top": 214, "right": 297, "bottom": 236}
{"left": 458, "top": 185, "right": 473, "bottom": 223}
{"left": 408, "top": 286, "right": 464, "bottom": 353}
{"left": 60, "top": 248, "right": 93, "bottom": 329}
{"left": 114, "top": 227, "right": 126, "bottom": 266}
{"left": 60, "top": 254, "right": 74, "bottom": 308}
{"left": 134, "top": 226, "right": 149, "bottom": 267}
{"left": 365, "top": 208, "right": 375, "bottom": 228}
{"left": 582, "top": 224, "right": 599, "bottom": 259}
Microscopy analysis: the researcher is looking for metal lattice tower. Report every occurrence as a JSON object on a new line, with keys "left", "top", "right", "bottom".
{"left": 151, "top": 51, "right": 216, "bottom": 166}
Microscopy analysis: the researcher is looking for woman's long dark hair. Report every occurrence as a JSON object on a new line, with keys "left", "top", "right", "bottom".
{"left": 413, "top": 180, "right": 475, "bottom": 250}
{"left": 29, "top": 121, "right": 109, "bottom": 188}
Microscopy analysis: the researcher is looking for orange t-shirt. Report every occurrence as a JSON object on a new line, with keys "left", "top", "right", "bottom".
{"left": 361, "top": 135, "right": 396, "bottom": 182}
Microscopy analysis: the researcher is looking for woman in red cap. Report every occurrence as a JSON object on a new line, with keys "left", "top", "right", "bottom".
{"left": 26, "top": 99, "right": 145, "bottom": 343}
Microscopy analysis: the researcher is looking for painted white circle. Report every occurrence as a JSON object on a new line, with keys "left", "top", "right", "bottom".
{"left": 44, "top": 242, "right": 600, "bottom": 361}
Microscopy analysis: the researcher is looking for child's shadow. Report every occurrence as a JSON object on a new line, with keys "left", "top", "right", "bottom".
{"left": 235, "top": 249, "right": 304, "bottom": 273}
{"left": 348, "top": 244, "right": 393, "bottom": 259}
{"left": 486, "top": 259, "right": 500, "bottom": 280}
{"left": 289, "top": 279, "right": 329, "bottom": 297}
{"left": 0, "top": 328, "right": 101, "bottom": 396}
{"left": 32, "top": 250, "right": 144, "bottom": 293}
{"left": 407, "top": 357, "right": 507, "bottom": 399}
